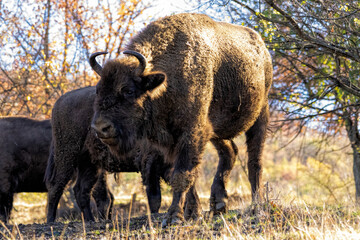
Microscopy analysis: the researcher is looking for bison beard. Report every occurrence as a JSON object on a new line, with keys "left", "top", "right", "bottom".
{"left": 93, "top": 120, "right": 137, "bottom": 158}
{"left": 91, "top": 13, "right": 273, "bottom": 226}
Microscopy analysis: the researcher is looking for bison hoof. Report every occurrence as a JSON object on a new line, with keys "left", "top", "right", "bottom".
{"left": 210, "top": 200, "right": 228, "bottom": 215}
{"left": 184, "top": 211, "right": 201, "bottom": 221}
{"left": 184, "top": 203, "right": 202, "bottom": 221}
{"left": 216, "top": 202, "right": 226, "bottom": 211}
{"left": 161, "top": 216, "right": 183, "bottom": 228}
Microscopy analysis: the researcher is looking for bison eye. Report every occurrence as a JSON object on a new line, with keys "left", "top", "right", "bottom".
{"left": 123, "top": 89, "right": 135, "bottom": 98}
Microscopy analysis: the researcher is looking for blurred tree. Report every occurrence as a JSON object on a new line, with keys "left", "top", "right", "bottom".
{"left": 0, "top": 0, "right": 147, "bottom": 118}
{"left": 199, "top": 0, "right": 360, "bottom": 203}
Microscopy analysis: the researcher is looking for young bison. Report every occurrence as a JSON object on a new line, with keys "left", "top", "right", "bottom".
{"left": 46, "top": 87, "right": 199, "bottom": 223}
{"left": 90, "top": 13, "right": 273, "bottom": 226}
{"left": 0, "top": 117, "right": 112, "bottom": 224}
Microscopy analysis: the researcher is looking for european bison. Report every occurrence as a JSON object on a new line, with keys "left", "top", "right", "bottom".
{"left": 90, "top": 13, "right": 272, "bottom": 225}
{"left": 0, "top": 117, "right": 50, "bottom": 223}
{"left": 46, "top": 86, "right": 192, "bottom": 223}
{"left": 0, "top": 117, "right": 112, "bottom": 224}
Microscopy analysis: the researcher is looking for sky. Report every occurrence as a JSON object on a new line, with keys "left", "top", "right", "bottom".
{"left": 143, "top": 0, "right": 231, "bottom": 24}
{"left": 145, "top": 0, "right": 200, "bottom": 17}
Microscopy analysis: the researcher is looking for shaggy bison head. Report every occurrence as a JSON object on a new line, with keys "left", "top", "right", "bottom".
{"left": 90, "top": 51, "right": 166, "bottom": 157}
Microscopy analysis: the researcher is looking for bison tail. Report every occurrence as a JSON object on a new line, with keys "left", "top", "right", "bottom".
{"left": 44, "top": 142, "right": 56, "bottom": 186}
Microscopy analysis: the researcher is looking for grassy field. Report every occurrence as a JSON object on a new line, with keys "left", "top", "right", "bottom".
{"left": 3, "top": 131, "right": 360, "bottom": 239}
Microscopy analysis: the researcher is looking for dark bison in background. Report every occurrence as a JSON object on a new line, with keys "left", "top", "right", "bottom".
{"left": 0, "top": 117, "right": 50, "bottom": 223}
{"left": 0, "top": 117, "right": 113, "bottom": 224}
{"left": 90, "top": 13, "right": 273, "bottom": 226}
{"left": 46, "top": 86, "right": 199, "bottom": 223}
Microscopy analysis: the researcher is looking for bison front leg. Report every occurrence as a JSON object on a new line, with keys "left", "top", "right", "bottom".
{"left": 245, "top": 105, "right": 269, "bottom": 202}
{"left": 162, "top": 140, "right": 205, "bottom": 227}
{"left": 210, "top": 139, "right": 237, "bottom": 215}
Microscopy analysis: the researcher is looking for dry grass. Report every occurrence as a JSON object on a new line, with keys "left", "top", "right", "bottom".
{"left": 3, "top": 132, "right": 358, "bottom": 238}
{"left": 2, "top": 199, "right": 360, "bottom": 239}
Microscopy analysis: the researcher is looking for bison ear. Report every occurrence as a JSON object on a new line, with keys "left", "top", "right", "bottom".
{"left": 139, "top": 72, "right": 166, "bottom": 92}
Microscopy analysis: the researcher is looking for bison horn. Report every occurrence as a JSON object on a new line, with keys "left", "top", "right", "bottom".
{"left": 89, "top": 51, "right": 108, "bottom": 76}
{"left": 123, "top": 50, "right": 147, "bottom": 75}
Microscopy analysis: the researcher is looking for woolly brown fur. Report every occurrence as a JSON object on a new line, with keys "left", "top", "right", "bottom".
{"left": 92, "top": 13, "right": 272, "bottom": 224}
{"left": 46, "top": 86, "right": 181, "bottom": 223}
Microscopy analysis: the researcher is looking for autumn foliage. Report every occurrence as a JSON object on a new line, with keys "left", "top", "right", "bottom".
{"left": 0, "top": 0, "right": 148, "bottom": 118}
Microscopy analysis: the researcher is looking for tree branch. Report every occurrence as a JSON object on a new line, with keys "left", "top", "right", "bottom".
{"left": 264, "top": 0, "right": 360, "bottom": 63}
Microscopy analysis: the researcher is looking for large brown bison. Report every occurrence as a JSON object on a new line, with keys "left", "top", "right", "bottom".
{"left": 0, "top": 117, "right": 112, "bottom": 224}
{"left": 90, "top": 13, "right": 272, "bottom": 225}
{"left": 45, "top": 86, "right": 199, "bottom": 223}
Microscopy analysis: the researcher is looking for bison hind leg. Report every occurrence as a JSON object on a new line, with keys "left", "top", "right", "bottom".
{"left": 91, "top": 171, "right": 114, "bottom": 220}
{"left": 146, "top": 177, "right": 161, "bottom": 213}
{"left": 245, "top": 104, "right": 269, "bottom": 202}
{"left": 46, "top": 157, "right": 76, "bottom": 223}
{"left": 184, "top": 185, "right": 202, "bottom": 221}
{"left": 142, "top": 152, "right": 163, "bottom": 213}
{"left": 210, "top": 139, "right": 238, "bottom": 215}
{"left": 73, "top": 160, "right": 99, "bottom": 222}
{"left": 0, "top": 192, "right": 14, "bottom": 224}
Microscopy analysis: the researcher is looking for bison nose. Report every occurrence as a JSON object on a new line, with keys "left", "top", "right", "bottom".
{"left": 91, "top": 117, "right": 116, "bottom": 139}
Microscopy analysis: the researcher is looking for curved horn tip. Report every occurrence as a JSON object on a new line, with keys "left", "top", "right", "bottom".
{"left": 123, "top": 50, "right": 143, "bottom": 55}
{"left": 123, "top": 50, "right": 147, "bottom": 75}
{"left": 90, "top": 51, "right": 108, "bottom": 59}
{"left": 89, "top": 51, "right": 108, "bottom": 76}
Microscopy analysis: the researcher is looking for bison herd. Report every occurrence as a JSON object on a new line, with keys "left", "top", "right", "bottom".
{"left": 0, "top": 13, "right": 272, "bottom": 226}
